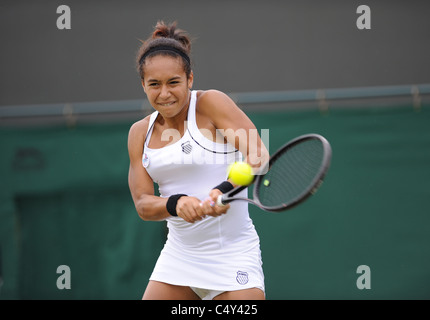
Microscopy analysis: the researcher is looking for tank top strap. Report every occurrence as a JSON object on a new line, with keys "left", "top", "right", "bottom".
{"left": 144, "top": 111, "right": 159, "bottom": 148}
{"left": 186, "top": 90, "right": 239, "bottom": 156}
{"left": 186, "top": 90, "right": 199, "bottom": 135}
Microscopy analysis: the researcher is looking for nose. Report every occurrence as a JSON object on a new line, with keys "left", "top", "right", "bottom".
{"left": 159, "top": 85, "right": 171, "bottom": 99}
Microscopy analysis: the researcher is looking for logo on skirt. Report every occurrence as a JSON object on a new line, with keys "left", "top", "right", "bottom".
{"left": 236, "top": 271, "right": 249, "bottom": 285}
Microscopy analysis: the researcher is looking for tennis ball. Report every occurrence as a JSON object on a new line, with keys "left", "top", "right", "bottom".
{"left": 228, "top": 162, "right": 254, "bottom": 186}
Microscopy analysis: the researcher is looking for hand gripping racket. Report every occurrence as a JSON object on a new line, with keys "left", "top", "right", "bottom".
{"left": 217, "top": 133, "right": 332, "bottom": 212}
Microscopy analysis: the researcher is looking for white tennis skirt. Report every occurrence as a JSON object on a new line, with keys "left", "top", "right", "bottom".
{"left": 149, "top": 238, "right": 265, "bottom": 296}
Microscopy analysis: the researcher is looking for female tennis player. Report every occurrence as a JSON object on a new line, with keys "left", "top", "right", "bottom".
{"left": 128, "top": 21, "right": 269, "bottom": 300}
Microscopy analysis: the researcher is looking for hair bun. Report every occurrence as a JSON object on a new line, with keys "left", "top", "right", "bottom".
{"left": 152, "top": 21, "right": 174, "bottom": 39}
{"left": 151, "top": 20, "right": 191, "bottom": 53}
{"left": 136, "top": 20, "right": 193, "bottom": 78}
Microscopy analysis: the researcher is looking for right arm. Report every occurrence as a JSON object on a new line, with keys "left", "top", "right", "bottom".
{"left": 127, "top": 118, "right": 218, "bottom": 223}
{"left": 128, "top": 118, "right": 171, "bottom": 221}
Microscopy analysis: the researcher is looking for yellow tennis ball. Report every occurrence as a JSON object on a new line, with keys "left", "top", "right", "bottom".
{"left": 228, "top": 162, "right": 254, "bottom": 186}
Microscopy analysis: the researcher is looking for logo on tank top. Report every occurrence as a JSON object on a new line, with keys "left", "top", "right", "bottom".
{"left": 236, "top": 271, "right": 249, "bottom": 285}
{"left": 181, "top": 141, "right": 192, "bottom": 154}
{"left": 142, "top": 153, "right": 150, "bottom": 168}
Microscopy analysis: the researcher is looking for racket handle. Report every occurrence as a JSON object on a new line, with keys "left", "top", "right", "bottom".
{"left": 216, "top": 194, "right": 226, "bottom": 206}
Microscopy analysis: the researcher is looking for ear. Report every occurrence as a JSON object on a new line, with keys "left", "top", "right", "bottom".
{"left": 187, "top": 71, "right": 194, "bottom": 89}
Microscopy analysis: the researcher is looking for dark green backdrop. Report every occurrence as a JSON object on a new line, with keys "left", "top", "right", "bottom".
{"left": 1, "top": 104, "right": 429, "bottom": 299}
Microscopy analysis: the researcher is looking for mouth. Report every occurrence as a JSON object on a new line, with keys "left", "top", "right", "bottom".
{"left": 157, "top": 101, "right": 176, "bottom": 107}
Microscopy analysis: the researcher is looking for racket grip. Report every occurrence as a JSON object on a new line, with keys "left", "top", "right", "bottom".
{"left": 216, "top": 194, "right": 226, "bottom": 206}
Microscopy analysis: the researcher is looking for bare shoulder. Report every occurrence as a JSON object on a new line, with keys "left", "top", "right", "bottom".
{"left": 129, "top": 115, "right": 150, "bottom": 136}
{"left": 128, "top": 115, "right": 151, "bottom": 151}
{"left": 196, "top": 89, "right": 240, "bottom": 117}
{"left": 197, "top": 89, "right": 235, "bottom": 106}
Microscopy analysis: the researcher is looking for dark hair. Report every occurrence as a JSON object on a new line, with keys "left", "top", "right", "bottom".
{"left": 136, "top": 21, "right": 192, "bottom": 79}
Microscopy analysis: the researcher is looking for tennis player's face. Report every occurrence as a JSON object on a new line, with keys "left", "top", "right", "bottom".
{"left": 142, "top": 55, "right": 193, "bottom": 119}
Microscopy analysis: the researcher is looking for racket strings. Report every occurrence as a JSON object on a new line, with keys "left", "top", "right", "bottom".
{"left": 257, "top": 139, "right": 324, "bottom": 208}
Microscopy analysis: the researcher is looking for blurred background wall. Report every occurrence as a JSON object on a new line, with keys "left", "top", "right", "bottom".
{"left": 1, "top": 0, "right": 430, "bottom": 105}
{"left": 1, "top": 0, "right": 429, "bottom": 299}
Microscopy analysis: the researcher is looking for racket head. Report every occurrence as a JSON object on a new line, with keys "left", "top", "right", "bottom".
{"left": 252, "top": 133, "right": 332, "bottom": 212}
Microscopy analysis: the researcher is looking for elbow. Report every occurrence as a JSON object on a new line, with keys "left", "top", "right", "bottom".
{"left": 137, "top": 210, "right": 150, "bottom": 221}
{"left": 135, "top": 196, "right": 165, "bottom": 221}
{"left": 136, "top": 203, "right": 154, "bottom": 221}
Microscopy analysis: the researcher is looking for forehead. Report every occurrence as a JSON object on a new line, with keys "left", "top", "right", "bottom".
{"left": 143, "top": 55, "right": 185, "bottom": 80}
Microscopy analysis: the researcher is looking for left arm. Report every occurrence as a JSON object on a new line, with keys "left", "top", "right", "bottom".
{"left": 197, "top": 90, "right": 270, "bottom": 210}
{"left": 197, "top": 89, "right": 269, "bottom": 172}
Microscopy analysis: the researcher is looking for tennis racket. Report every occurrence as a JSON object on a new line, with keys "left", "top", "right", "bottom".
{"left": 217, "top": 133, "right": 332, "bottom": 212}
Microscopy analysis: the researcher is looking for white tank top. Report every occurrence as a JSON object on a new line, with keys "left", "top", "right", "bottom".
{"left": 143, "top": 90, "right": 260, "bottom": 255}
